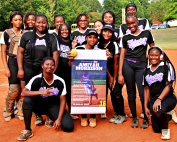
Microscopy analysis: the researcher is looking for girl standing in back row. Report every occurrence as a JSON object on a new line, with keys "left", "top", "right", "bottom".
{"left": 118, "top": 13, "right": 154, "bottom": 129}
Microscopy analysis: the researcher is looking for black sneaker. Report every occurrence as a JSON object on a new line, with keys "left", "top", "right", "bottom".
{"left": 140, "top": 119, "right": 149, "bottom": 129}
{"left": 131, "top": 118, "right": 139, "bottom": 128}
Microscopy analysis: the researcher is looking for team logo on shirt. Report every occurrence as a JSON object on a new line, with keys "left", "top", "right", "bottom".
{"left": 39, "top": 87, "right": 59, "bottom": 98}
{"left": 35, "top": 39, "right": 46, "bottom": 46}
{"left": 77, "top": 35, "right": 86, "bottom": 45}
{"left": 60, "top": 44, "right": 71, "bottom": 58}
{"left": 127, "top": 37, "right": 147, "bottom": 50}
{"left": 145, "top": 73, "right": 164, "bottom": 86}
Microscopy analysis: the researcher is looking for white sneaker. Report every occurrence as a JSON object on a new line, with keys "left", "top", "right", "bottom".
{"left": 114, "top": 115, "right": 127, "bottom": 124}
{"left": 167, "top": 110, "right": 177, "bottom": 123}
{"left": 101, "top": 113, "right": 107, "bottom": 119}
{"left": 161, "top": 129, "right": 170, "bottom": 140}
{"left": 109, "top": 115, "right": 119, "bottom": 123}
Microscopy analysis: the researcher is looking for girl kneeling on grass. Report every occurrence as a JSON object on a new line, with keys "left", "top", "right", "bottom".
{"left": 17, "top": 57, "right": 74, "bottom": 141}
{"left": 144, "top": 46, "right": 176, "bottom": 140}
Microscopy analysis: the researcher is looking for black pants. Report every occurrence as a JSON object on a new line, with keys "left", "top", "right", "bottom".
{"left": 56, "top": 71, "right": 72, "bottom": 113}
{"left": 109, "top": 81, "right": 125, "bottom": 116}
{"left": 24, "top": 64, "right": 42, "bottom": 84}
{"left": 123, "top": 59, "right": 147, "bottom": 119}
{"left": 150, "top": 95, "right": 176, "bottom": 133}
{"left": 123, "top": 59, "right": 146, "bottom": 101}
{"left": 8, "top": 57, "right": 20, "bottom": 84}
{"left": 23, "top": 96, "right": 74, "bottom": 132}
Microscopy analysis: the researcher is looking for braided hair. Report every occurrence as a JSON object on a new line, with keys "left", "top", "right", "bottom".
{"left": 29, "top": 14, "right": 52, "bottom": 68}
{"left": 148, "top": 46, "right": 176, "bottom": 90}
{"left": 41, "top": 57, "right": 55, "bottom": 87}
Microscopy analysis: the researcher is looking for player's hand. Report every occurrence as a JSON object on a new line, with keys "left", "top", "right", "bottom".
{"left": 18, "top": 69, "right": 24, "bottom": 80}
{"left": 40, "top": 88, "right": 52, "bottom": 96}
{"left": 111, "top": 79, "right": 116, "bottom": 90}
{"left": 106, "top": 49, "right": 111, "bottom": 59}
{"left": 145, "top": 107, "right": 151, "bottom": 118}
{"left": 72, "top": 36, "right": 78, "bottom": 49}
{"left": 118, "top": 75, "right": 124, "bottom": 85}
{"left": 5, "top": 67, "right": 11, "bottom": 78}
{"left": 153, "top": 99, "right": 161, "bottom": 112}
{"left": 68, "top": 52, "right": 75, "bottom": 60}
{"left": 109, "top": 76, "right": 114, "bottom": 87}
{"left": 53, "top": 119, "right": 61, "bottom": 130}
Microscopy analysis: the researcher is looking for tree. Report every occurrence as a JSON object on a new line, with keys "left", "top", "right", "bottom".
{"left": 82, "top": 0, "right": 102, "bottom": 13}
{"left": 164, "top": 2, "right": 177, "bottom": 21}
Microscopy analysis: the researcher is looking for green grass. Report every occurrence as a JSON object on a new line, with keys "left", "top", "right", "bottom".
{"left": 151, "top": 27, "right": 177, "bottom": 49}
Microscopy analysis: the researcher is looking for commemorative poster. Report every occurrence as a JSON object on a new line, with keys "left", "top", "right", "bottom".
{"left": 71, "top": 50, "right": 107, "bottom": 114}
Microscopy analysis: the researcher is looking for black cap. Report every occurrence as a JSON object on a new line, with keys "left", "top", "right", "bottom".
{"left": 102, "top": 24, "right": 114, "bottom": 32}
{"left": 86, "top": 30, "right": 98, "bottom": 37}
{"left": 125, "top": 3, "right": 137, "bottom": 12}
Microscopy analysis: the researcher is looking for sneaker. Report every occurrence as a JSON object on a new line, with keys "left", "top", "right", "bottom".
{"left": 17, "top": 130, "right": 33, "bottom": 141}
{"left": 167, "top": 110, "right": 177, "bottom": 123}
{"left": 45, "top": 116, "right": 53, "bottom": 128}
{"left": 71, "top": 114, "right": 79, "bottom": 120}
{"left": 81, "top": 118, "right": 88, "bottom": 127}
{"left": 101, "top": 113, "right": 107, "bottom": 119}
{"left": 109, "top": 115, "right": 119, "bottom": 123}
{"left": 3, "top": 111, "right": 12, "bottom": 121}
{"left": 129, "top": 113, "right": 133, "bottom": 118}
{"left": 140, "top": 112, "right": 144, "bottom": 119}
{"left": 114, "top": 115, "right": 127, "bottom": 124}
{"left": 35, "top": 115, "right": 43, "bottom": 126}
{"left": 161, "top": 129, "right": 170, "bottom": 140}
{"left": 140, "top": 119, "right": 148, "bottom": 129}
{"left": 89, "top": 118, "right": 96, "bottom": 128}
{"left": 131, "top": 118, "right": 139, "bottom": 128}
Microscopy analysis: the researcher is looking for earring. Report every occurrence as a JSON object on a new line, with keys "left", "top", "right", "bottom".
{"left": 160, "top": 54, "right": 164, "bottom": 60}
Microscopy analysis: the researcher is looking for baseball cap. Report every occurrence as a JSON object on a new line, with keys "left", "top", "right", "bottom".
{"left": 125, "top": 3, "right": 137, "bottom": 11}
{"left": 102, "top": 24, "right": 115, "bottom": 32}
{"left": 86, "top": 30, "right": 98, "bottom": 37}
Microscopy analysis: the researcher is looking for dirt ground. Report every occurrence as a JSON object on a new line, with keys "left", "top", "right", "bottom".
{"left": 0, "top": 50, "right": 177, "bottom": 142}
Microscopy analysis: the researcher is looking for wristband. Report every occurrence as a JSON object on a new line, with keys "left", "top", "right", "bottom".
{"left": 157, "top": 98, "right": 162, "bottom": 101}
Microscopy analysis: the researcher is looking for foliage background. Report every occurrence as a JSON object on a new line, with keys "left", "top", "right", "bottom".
{"left": 0, "top": 0, "right": 177, "bottom": 30}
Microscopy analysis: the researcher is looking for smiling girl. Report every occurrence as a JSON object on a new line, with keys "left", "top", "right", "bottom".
{"left": 144, "top": 46, "right": 176, "bottom": 140}
{"left": 17, "top": 14, "right": 59, "bottom": 126}
{"left": 17, "top": 57, "right": 74, "bottom": 141}
{"left": 118, "top": 13, "right": 154, "bottom": 129}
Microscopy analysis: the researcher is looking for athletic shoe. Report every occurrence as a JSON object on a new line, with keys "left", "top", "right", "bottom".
{"left": 140, "top": 119, "right": 148, "bottom": 129}
{"left": 101, "top": 113, "right": 107, "bottom": 119}
{"left": 140, "top": 112, "right": 144, "bottom": 119}
{"left": 81, "top": 118, "right": 88, "bottom": 127}
{"left": 129, "top": 113, "right": 133, "bottom": 118}
{"left": 71, "top": 114, "right": 79, "bottom": 120}
{"left": 114, "top": 115, "right": 127, "bottom": 124}
{"left": 161, "top": 129, "right": 170, "bottom": 140}
{"left": 109, "top": 115, "right": 119, "bottom": 123}
{"left": 89, "top": 118, "right": 96, "bottom": 128}
{"left": 35, "top": 115, "right": 43, "bottom": 126}
{"left": 131, "top": 118, "right": 139, "bottom": 128}
{"left": 167, "top": 110, "right": 177, "bottom": 123}
{"left": 17, "top": 130, "right": 33, "bottom": 141}
{"left": 45, "top": 116, "right": 53, "bottom": 128}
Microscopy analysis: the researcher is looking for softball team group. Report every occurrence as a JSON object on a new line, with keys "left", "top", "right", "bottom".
{"left": 0, "top": 2, "right": 176, "bottom": 141}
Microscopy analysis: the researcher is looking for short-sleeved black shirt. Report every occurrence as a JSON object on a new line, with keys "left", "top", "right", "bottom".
{"left": 120, "top": 30, "right": 154, "bottom": 62}
{"left": 19, "top": 31, "right": 58, "bottom": 68}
